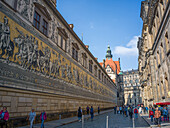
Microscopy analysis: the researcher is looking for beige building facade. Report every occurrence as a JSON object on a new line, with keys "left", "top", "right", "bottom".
{"left": 123, "top": 70, "right": 142, "bottom": 106}
{"left": 0, "top": 0, "right": 117, "bottom": 126}
{"left": 138, "top": 0, "right": 170, "bottom": 107}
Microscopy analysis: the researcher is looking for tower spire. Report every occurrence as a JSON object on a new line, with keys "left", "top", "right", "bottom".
{"left": 105, "top": 45, "right": 112, "bottom": 59}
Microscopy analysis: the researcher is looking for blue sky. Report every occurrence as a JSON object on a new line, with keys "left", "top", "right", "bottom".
{"left": 57, "top": 0, "right": 143, "bottom": 71}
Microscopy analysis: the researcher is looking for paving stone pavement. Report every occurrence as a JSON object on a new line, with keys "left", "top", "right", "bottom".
{"left": 140, "top": 113, "right": 170, "bottom": 128}
{"left": 18, "top": 109, "right": 113, "bottom": 128}
{"left": 57, "top": 111, "right": 149, "bottom": 128}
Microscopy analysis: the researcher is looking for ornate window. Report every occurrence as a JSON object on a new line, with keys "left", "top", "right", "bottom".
{"left": 98, "top": 70, "right": 101, "bottom": 80}
{"left": 165, "top": 32, "right": 169, "bottom": 54}
{"left": 42, "top": 19, "right": 48, "bottom": 36}
{"left": 58, "top": 27, "right": 68, "bottom": 51}
{"left": 94, "top": 65, "right": 97, "bottom": 77}
{"left": 82, "top": 53, "right": 87, "bottom": 68}
{"left": 89, "top": 60, "right": 93, "bottom": 73}
{"left": 160, "top": 43, "right": 164, "bottom": 61}
{"left": 33, "top": 3, "right": 51, "bottom": 36}
{"left": 33, "top": 11, "right": 41, "bottom": 30}
{"left": 157, "top": 50, "right": 161, "bottom": 66}
{"left": 72, "top": 47, "right": 78, "bottom": 61}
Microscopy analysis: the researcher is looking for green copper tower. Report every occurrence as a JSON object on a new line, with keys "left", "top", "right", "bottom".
{"left": 106, "top": 45, "right": 112, "bottom": 59}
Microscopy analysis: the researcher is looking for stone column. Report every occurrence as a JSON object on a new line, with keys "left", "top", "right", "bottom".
{"left": 150, "top": 55, "right": 158, "bottom": 102}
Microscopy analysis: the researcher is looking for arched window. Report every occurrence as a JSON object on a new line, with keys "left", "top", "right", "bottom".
{"left": 157, "top": 50, "right": 161, "bottom": 66}
{"left": 165, "top": 32, "right": 169, "bottom": 53}
{"left": 82, "top": 53, "right": 87, "bottom": 68}
{"left": 89, "top": 60, "right": 93, "bottom": 73}
{"left": 160, "top": 43, "right": 164, "bottom": 61}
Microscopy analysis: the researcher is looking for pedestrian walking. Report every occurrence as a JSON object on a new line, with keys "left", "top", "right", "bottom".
{"left": 98, "top": 106, "right": 100, "bottom": 114}
{"left": 27, "top": 108, "right": 36, "bottom": 128}
{"left": 90, "top": 106, "right": 94, "bottom": 121}
{"left": 155, "top": 107, "right": 161, "bottom": 127}
{"left": 40, "top": 110, "right": 47, "bottom": 128}
{"left": 129, "top": 107, "right": 133, "bottom": 119}
{"left": 134, "top": 107, "right": 138, "bottom": 118}
{"left": 145, "top": 106, "right": 148, "bottom": 114}
{"left": 139, "top": 107, "right": 142, "bottom": 114}
{"left": 78, "top": 107, "right": 82, "bottom": 122}
{"left": 86, "top": 106, "right": 89, "bottom": 115}
{"left": 149, "top": 108, "right": 154, "bottom": 123}
{"left": 163, "top": 107, "right": 168, "bottom": 121}
{"left": 0, "top": 106, "right": 9, "bottom": 128}
{"left": 114, "top": 106, "right": 116, "bottom": 114}
{"left": 125, "top": 106, "right": 128, "bottom": 117}
{"left": 117, "top": 106, "right": 119, "bottom": 114}
{"left": 122, "top": 106, "right": 125, "bottom": 116}
{"left": 119, "top": 106, "right": 122, "bottom": 114}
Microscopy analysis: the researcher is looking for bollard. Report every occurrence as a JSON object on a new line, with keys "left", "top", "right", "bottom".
{"left": 106, "top": 116, "right": 109, "bottom": 128}
{"left": 59, "top": 115, "right": 61, "bottom": 120}
{"left": 82, "top": 115, "right": 84, "bottom": 128}
{"left": 133, "top": 118, "right": 135, "bottom": 128}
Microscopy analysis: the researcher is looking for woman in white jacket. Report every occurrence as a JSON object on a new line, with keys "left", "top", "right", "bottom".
{"left": 139, "top": 107, "right": 142, "bottom": 114}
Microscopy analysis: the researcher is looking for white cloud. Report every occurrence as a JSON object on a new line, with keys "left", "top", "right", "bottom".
{"left": 113, "top": 36, "right": 139, "bottom": 56}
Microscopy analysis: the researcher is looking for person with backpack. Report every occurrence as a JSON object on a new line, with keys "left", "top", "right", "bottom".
{"left": 145, "top": 106, "right": 148, "bottom": 114}
{"left": 40, "top": 110, "right": 47, "bottom": 128}
{"left": 77, "top": 107, "right": 82, "bottom": 122}
{"left": 90, "top": 106, "right": 94, "bottom": 121}
{"left": 134, "top": 107, "right": 138, "bottom": 118}
{"left": 0, "top": 106, "right": 9, "bottom": 128}
{"left": 163, "top": 107, "right": 168, "bottom": 121}
{"left": 149, "top": 108, "right": 154, "bottom": 122}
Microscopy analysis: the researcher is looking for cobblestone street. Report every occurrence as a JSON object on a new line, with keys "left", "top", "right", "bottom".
{"left": 58, "top": 111, "right": 149, "bottom": 128}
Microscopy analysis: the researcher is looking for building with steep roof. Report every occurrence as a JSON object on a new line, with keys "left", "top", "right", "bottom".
{"left": 100, "top": 45, "right": 124, "bottom": 106}
{"left": 99, "top": 45, "right": 121, "bottom": 83}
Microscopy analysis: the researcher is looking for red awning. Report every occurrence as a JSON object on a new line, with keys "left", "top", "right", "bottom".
{"left": 153, "top": 102, "right": 170, "bottom": 105}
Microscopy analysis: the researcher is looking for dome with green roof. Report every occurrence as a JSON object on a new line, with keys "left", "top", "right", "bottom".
{"left": 105, "top": 45, "right": 112, "bottom": 59}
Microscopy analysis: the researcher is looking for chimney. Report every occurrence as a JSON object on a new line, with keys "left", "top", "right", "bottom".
{"left": 95, "top": 58, "right": 98, "bottom": 61}
{"left": 69, "top": 24, "right": 74, "bottom": 29}
{"left": 103, "top": 59, "right": 105, "bottom": 69}
{"left": 86, "top": 45, "right": 89, "bottom": 49}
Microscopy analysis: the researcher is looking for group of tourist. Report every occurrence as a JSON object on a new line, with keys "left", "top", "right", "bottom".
{"left": 148, "top": 105, "right": 169, "bottom": 127}
{"left": 26, "top": 108, "right": 47, "bottom": 128}
{"left": 113, "top": 106, "right": 139, "bottom": 119}
{"left": 0, "top": 107, "right": 46, "bottom": 128}
{"left": 78, "top": 106, "right": 100, "bottom": 122}
{"left": 0, "top": 105, "right": 101, "bottom": 128}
